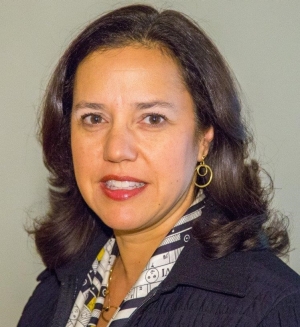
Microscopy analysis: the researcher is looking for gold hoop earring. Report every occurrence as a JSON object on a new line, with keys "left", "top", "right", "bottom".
{"left": 194, "top": 157, "right": 213, "bottom": 188}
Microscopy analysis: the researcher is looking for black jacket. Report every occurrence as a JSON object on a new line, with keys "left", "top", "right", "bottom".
{"left": 18, "top": 227, "right": 300, "bottom": 327}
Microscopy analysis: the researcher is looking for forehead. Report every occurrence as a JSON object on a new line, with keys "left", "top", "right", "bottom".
{"left": 74, "top": 45, "right": 186, "bottom": 91}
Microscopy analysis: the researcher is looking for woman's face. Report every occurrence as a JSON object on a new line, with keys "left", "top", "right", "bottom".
{"left": 71, "top": 46, "right": 213, "bottom": 234}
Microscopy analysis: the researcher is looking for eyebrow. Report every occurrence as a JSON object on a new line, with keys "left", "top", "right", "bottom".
{"left": 135, "top": 101, "right": 175, "bottom": 110}
{"left": 73, "top": 100, "right": 175, "bottom": 111}
{"left": 73, "top": 102, "right": 104, "bottom": 111}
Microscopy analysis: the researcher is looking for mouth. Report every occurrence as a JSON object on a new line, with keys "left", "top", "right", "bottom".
{"left": 105, "top": 180, "right": 145, "bottom": 190}
{"left": 100, "top": 175, "right": 147, "bottom": 201}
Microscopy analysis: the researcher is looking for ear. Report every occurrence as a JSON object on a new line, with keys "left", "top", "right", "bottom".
{"left": 197, "top": 126, "right": 214, "bottom": 162}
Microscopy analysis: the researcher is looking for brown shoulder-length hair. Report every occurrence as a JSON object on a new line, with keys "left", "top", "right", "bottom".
{"left": 33, "top": 4, "right": 289, "bottom": 269}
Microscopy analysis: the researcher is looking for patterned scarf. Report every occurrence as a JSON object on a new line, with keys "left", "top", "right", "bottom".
{"left": 66, "top": 192, "right": 205, "bottom": 327}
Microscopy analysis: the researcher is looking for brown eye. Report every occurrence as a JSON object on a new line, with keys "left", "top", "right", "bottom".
{"left": 144, "top": 114, "right": 166, "bottom": 125}
{"left": 82, "top": 114, "right": 103, "bottom": 125}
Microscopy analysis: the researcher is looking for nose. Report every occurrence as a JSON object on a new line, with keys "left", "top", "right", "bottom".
{"left": 103, "top": 124, "right": 138, "bottom": 163}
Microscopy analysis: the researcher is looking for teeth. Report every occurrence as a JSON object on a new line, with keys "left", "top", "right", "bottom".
{"left": 105, "top": 180, "right": 145, "bottom": 190}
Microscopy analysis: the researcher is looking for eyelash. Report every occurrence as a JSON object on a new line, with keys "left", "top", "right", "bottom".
{"left": 142, "top": 113, "right": 167, "bottom": 125}
{"left": 80, "top": 113, "right": 103, "bottom": 125}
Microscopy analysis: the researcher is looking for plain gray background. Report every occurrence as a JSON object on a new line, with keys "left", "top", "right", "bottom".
{"left": 1, "top": 1, "right": 299, "bottom": 325}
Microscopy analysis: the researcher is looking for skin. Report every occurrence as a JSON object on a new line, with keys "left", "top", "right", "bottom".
{"left": 71, "top": 45, "right": 213, "bottom": 326}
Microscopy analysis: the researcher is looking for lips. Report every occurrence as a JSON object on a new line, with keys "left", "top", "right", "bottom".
{"left": 100, "top": 175, "right": 147, "bottom": 201}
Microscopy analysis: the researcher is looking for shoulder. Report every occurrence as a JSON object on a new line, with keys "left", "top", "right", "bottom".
{"left": 245, "top": 250, "right": 300, "bottom": 294}
{"left": 18, "top": 230, "right": 111, "bottom": 327}
{"left": 212, "top": 249, "right": 300, "bottom": 313}
{"left": 214, "top": 249, "right": 300, "bottom": 325}
{"left": 243, "top": 250, "right": 300, "bottom": 325}
{"left": 234, "top": 249, "right": 300, "bottom": 308}
{"left": 17, "top": 269, "right": 60, "bottom": 327}
{"left": 162, "top": 238, "right": 300, "bottom": 326}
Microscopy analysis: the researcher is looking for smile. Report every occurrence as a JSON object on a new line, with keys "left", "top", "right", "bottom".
{"left": 105, "top": 180, "right": 145, "bottom": 190}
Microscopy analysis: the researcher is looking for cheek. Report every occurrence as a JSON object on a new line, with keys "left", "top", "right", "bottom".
{"left": 153, "top": 134, "right": 198, "bottom": 180}
{"left": 71, "top": 130, "right": 98, "bottom": 181}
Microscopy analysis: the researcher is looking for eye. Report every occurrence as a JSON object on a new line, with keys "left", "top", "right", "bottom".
{"left": 81, "top": 113, "right": 103, "bottom": 125}
{"left": 143, "top": 113, "right": 167, "bottom": 125}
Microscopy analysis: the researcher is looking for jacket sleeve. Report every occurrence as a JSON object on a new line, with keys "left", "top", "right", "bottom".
{"left": 258, "top": 291, "right": 300, "bottom": 326}
{"left": 17, "top": 269, "right": 60, "bottom": 327}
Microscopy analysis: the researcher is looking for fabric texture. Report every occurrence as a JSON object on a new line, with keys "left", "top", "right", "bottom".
{"left": 18, "top": 199, "right": 300, "bottom": 327}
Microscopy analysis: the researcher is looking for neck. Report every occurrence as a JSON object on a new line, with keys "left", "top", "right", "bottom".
{"left": 112, "top": 184, "right": 199, "bottom": 284}
{"left": 114, "top": 230, "right": 164, "bottom": 283}
{"left": 113, "top": 193, "right": 196, "bottom": 282}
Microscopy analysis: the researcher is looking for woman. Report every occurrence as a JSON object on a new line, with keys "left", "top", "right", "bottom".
{"left": 18, "top": 4, "right": 300, "bottom": 327}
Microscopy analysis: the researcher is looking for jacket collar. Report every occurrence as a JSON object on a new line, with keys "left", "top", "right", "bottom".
{"left": 161, "top": 236, "right": 251, "bottom": 297}
{"left": 55, "top": 231, "right": 250, "bottom": 297}
{"left": 54, "top": 200, "right": 251, "bottom": 297}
